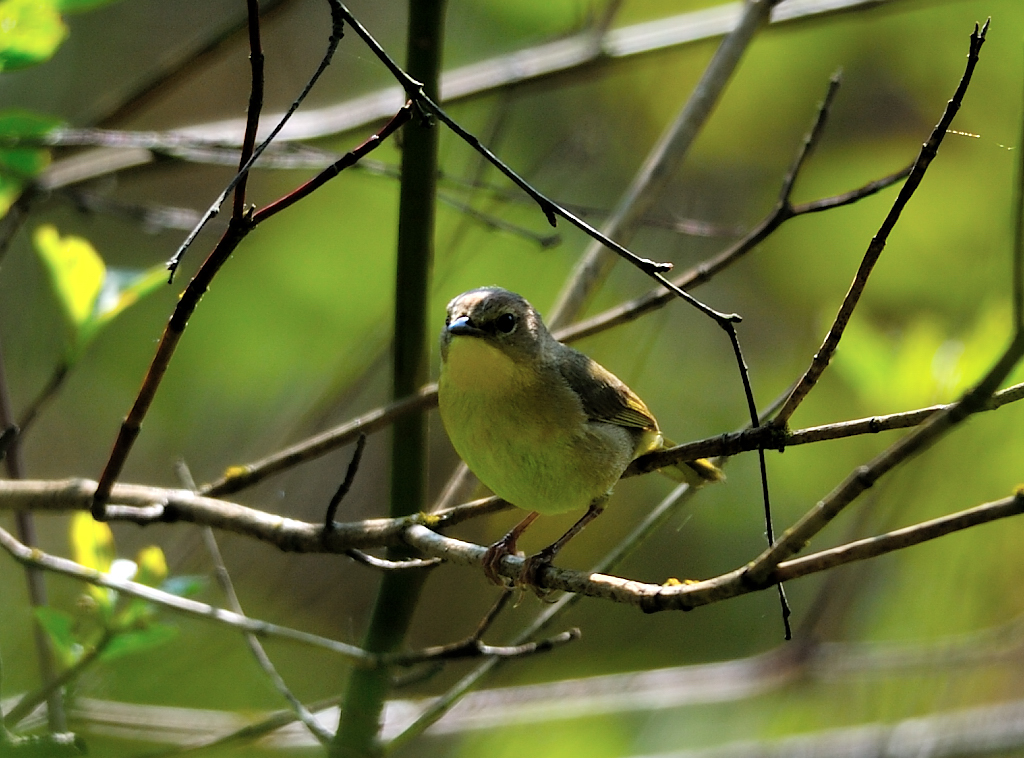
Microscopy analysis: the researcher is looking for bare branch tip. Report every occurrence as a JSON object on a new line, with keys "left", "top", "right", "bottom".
{"left": 0, "top": 424, "right": 17, "bottom": 461}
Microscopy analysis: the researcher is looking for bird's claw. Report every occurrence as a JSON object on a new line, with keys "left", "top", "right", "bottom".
{"left": 481, "top": 539, "right": 557, "bottom": 599}
{"left": 482, "top": 533, "right": 519, "bottom": 587}
{"left": 518, "top": 549, "right": 557, "bottom": 600}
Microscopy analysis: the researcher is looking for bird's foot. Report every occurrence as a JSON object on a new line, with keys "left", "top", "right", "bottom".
{"left": 482, "top": 532, "right": 520, "bottom": 587}
{"left": 518, "top": 547, "right": 558, "bottom": 600}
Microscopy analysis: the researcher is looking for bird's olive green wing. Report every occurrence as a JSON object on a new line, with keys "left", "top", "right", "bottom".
{"left": 557, "top": 349, "right": 658, "bottom": 430}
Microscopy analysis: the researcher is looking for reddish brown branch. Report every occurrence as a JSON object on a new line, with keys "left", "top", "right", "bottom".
{"left": 232, "top": 0, "right": 265, "bottom": 220}
{"left": 252, "top": 103, "right": 414, "bottom": 224}
{"left": 91, "top": 107, "right": 410, "bottom": 519}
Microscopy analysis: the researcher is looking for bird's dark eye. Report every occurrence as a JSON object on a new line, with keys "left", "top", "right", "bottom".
{"left": 495, "top": 313, "right": 516, "bottom": 333}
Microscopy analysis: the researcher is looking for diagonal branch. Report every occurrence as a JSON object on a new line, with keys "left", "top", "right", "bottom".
{"left": 89, "top": 106, "right": 409, "bottom": 520}
{"left": 770, "top": 20, "right": 990, "bottom": 428}
{"left": 196, "top": 96, "right": 915, "bottom": 501}
{"left": 400, "top": 490, "right": 1024, "bottom": 611}
{"left": 0, "top": 522, "right": 376, "bottom": 664}
{"left": 165, "top": 0, "right": 347, "bottom": 279}
{"left": 626, "top": 380, "right": 1024, "bottom": 475}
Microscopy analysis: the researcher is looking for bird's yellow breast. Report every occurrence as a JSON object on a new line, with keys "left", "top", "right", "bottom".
{"left": 439, "top": 335, "right": 631, "bottom": 515}
{"left": 442, "top": 335, "right": 522, "bottom": 390}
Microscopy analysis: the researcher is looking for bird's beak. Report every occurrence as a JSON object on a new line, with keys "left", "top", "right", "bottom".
{"left": 446, "top": 315, "right": 483, "bottom": 336}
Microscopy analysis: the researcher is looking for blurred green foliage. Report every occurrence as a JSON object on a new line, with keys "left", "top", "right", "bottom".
{"left": 33, "top": 223, "right": 167, "bottom": 362}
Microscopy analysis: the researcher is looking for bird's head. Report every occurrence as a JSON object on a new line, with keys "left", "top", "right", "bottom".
{"left": 440, "top": 287, "right": 549, "bottom": 364}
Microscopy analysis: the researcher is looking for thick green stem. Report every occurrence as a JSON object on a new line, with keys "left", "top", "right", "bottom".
{"left": 330, "top": 2, "right": 447, "bottom": 756}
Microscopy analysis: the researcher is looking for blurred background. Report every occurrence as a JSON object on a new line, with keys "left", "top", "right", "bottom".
{"left": 1, "top": 0, "right": 1023, "bottom": 755}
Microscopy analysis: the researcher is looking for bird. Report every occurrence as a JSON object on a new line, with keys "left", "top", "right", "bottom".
{"left": 437, "top": 286, "right": 722, "bottom": 587}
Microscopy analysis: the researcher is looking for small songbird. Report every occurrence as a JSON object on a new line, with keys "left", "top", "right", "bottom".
{"left": 437, "top": 287, "right": 722, "bottom": 586}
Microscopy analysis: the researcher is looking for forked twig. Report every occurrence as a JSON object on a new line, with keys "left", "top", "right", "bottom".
{"left": 89, "top": 107, "right": 411, "bottom": 519}
{"left": 771, "top": 21, "right": 991, "bottom": 429}
{"left": 399, "top": 490, "right": 1024, "bottom": 609}
{"left": 165, "top": 0, "right": 347, "bottom": 278}
{"left": 331, "top": 3, "right": 684, "bottom": 286}
{"left": 175, "top": 461, "right": 332, "bottom": 746}
{"left": 194, "top": 72, "right": 910, "bottom": 501}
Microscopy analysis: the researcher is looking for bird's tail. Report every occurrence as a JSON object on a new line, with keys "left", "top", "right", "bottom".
{"left": 657, "top": 437, "right": 724, "bottom": 486}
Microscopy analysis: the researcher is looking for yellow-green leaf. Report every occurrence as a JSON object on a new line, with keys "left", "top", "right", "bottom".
{"left": 0, "top": 0, "right": 68, "bottom": 72}
{"left": 0, "top": 109, "right": 61, "bottom": 178}
{"left": 70, "top": 511, "right": 115, "bottom": 573}
{"left": 55, "top": 0, "right": 124, "bottom": 12}
{"left": 0, "top": 172, "right": 22, "bottom": 216}
{"left": 77, "top": 262, "right": 168, "bottom": 346}
{"left": 34, "top": 224, "right": 105, "bottom": 330}
{"left": 134, "top": 546, "right": 167, "bottom": 587}
{"left": 70, "top": 511, "right": 117, "bottom": 611}
{"left": 94, "top": 265, "right": 166, "bottom": 326}
{"left": 34, "top": 606, "right": 81, "bottom": 667}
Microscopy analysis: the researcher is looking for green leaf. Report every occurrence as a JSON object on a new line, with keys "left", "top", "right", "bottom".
{"left": 0, "top": 172, "right": 22, "bottom": 216}
{"left": 34, "top": 225, "right": 168, "bottom": 356}
{"left": 34, "top": 606, "right": 81, "bottom": 666}
{"left": 0, "top": 109, "right": 61, "bottom": 178}
{"left": 79, "top": 263, "right": 166, "bottom": 343}
{"left": 34, "top": 224, "right": 106, "bottom": 331}
{"left": 0, "top": 0, "right": 68, "bottom": 72}
{"left": 100, "top": 623, "right": 177, "bottom": 661}
{"left": 54, "top": 0, "right": 123, "bottom": 11}
{"left": 69, "top": 511, "right": 117, "bottom": 611}
{"left": 134, "top": 545, "right": 168, "bottom": 587}
{"left": 114, "top": 597, "right": 156, "bottom": 629}
{"left": 161, "top": 575, "right": 207, "bottom": 598}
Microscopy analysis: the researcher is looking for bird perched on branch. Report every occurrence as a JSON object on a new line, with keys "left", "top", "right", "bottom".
{"left": 438, "top": 287, "right": 722, "bottom": 587}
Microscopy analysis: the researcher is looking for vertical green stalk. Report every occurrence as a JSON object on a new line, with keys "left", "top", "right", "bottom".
{"left": 331, "top": 2, "right": 447, "bottom": 756}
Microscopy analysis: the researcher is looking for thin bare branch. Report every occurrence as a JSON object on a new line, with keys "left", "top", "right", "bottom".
{"left": 345, "top": 550, "right": 441, "bottom": 571}
{"left": 399, "top": 490, "right": 1024, "bottom": 611}
{"left": 181, "top": 0, "right": 912, "bottom": 146}
{"left": 324, "top": 434, "right": 368, "bottom": 530}
{"left": 771, "top": 21, "right": 989, "bottom": 428}
{"left": 0, "top": 479, "right": 511, "bottom": 552}
{"left": 383, "top": 629, "right": 580, "bottom": 667}
{"left": 175, "top": 462, "right": 332, "bottom": 746}
{"left": 201, "top": 382, "right": 437, "bottom": 497}
{"left": 192, "top": 99, "right": 916, "bottom": 502}
{"left": 0, "top": 522, "right": 376, "bottom": 663}
{"left": 777, "top": 490, "right": 1024, "bottom": 581}
{"left": 627, "top": 380, "right": 1024, "bottom": 475}
{"left": 231, "top": 0, "right": 264, "bottom": 222}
